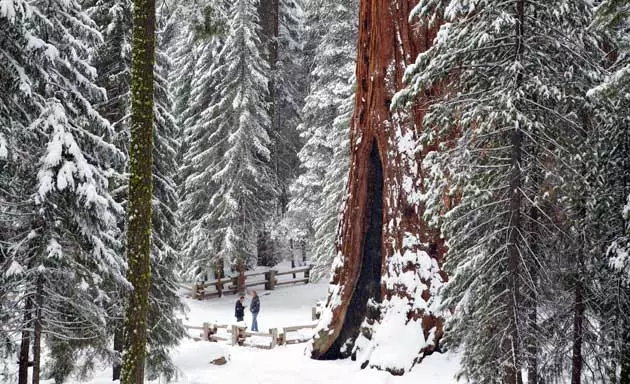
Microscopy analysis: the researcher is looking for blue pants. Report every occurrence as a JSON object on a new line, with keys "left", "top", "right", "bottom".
{"left": 251, "top": 312, "right": 259, "bottom": 332}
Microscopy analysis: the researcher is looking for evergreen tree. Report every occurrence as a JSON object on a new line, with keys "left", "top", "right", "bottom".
{"left": 178, "top": 2, "right": 230, "bottom": 279}
{"left": 589, "top": 2, "right": 630, "bottom": 380}
{"left": 289, "top": 0, "right": 357, "bottom": 280}
{"left": 270, "top": 0, "right": 306, "bottom": 215}
{"left": 395, "top": 1, "right": 604, "bottom": 382}
{"left": 89, "top": 0, "right": 186, "bottom": 379}
{"left": 0, "top": 0, "right": 126, "bottom": 382}
{"left": 181, "top": 0, "right": 277, "bottom": 275}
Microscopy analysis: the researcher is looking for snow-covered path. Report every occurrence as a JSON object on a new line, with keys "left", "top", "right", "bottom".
{"left": 79, "top": 338, "right": 459, "bottom": 384}
{"left": 67, "top": 279, "right": 460, "bottom": 384}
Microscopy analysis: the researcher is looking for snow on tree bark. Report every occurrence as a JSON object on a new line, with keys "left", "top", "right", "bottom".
{"left": 310, "top": 0, "right": 447, "bottom": 374}
{"left": 120, "top": 0, "right": 155, "bottom": 382}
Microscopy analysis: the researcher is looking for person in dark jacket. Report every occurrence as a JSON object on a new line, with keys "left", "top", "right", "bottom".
{"left": 250, "top": 290, "right": 260, "bottom": 332}
{"left": 235, "top": 296, "right": 245, "bottom": 322}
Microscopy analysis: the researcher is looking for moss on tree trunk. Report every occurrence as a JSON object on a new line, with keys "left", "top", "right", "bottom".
{"left": 120, "top": 0, "right": 155, "bottom": 381}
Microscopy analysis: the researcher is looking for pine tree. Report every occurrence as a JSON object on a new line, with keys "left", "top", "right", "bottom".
{"left": 310, "top": 87, "right": 353, "bottom": 281}
{"left": 271, "top": 0, "right": 306, "bottom": 215}
{"left": 289, "top": 0, "right": 357, "bottom": 280}
{"left": 88, "top": 0, "right": 185, "bottom": 379}
{"left": 178, "top": 2, "right": 230, "bottom": 279}
{"left": 0, "top": 0, "right": 128, "bottom": 382}
{"left": 395, "top": 0, "right": 604, "bottom": 382}
{"left": 181, "top": 0, "right": 277, "bottom": 275}
{"left": 589, "top": 2, "right": 630, "bottom": 380}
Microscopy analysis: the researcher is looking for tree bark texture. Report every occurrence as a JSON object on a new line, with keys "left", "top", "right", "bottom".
{"left": 258, "top": 0, "right": 286, "bottom": 214}
{"left": 526, "top": 204, "right": 539, "bottom": 384}
{"left": 120, "top": 0, "right": 155, "bottom": 382}
{"left": 18, "top": 295, "right": 32, "bottom": 384}
{"left": 112, "top": 324, "right": 123, "bottom": 381}
{"left": 571, "top": 280, "right": 585, "bottom": 384}
{"left": 310, "top": 0, "right": 447, "bottom": 373}
{"left": 32, "top": 276, "right": 43, "bottom": 384}
{"left": 621, "top": 327, "right": 630, "bottom": 384}
{"left": 503, "top": 1, "right": 525, "bottom": 383}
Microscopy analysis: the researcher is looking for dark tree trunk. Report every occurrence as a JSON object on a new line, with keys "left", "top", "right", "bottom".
{"left": 527, "top": 205, "right": 539, "bottom": 384}
{"left": 621, "top": 327, "right": 630, "bottom": 384}
{"left": 112, "top": 325, "right": 123, "bottom": 381}
{"left": 18, "top": 295, "right": 32, "bottom": 384}
{"left": 120, "top": 0, "right": 155, "bottom": 381}
{"left": 571, "top": 280, "right": 585, "bottom": 384}
{"left": 504, "top": 1, "right": 525, "bottom": 383}
{"left": 258, "top": 0, "right": 286, "bottom": 214}
{"left": 32, "top": 276, "right": 43, "bottom": 384}
{"left": 311, "top": 0, "right": 447, "bottom": 371}
{"left": 505, "top": 107, "right": 524, "bottom": 384}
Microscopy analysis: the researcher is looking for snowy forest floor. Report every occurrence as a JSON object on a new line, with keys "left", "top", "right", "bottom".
{"left": 15, "top": 267, "right": 461, "bottom": 383}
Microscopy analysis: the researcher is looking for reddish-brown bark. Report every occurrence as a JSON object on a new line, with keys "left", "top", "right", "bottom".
{"left": 311, "top": 0, "right": 447, "bottom": 370}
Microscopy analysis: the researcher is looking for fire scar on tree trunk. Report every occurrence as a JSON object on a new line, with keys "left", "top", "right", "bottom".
{"left": 310, "top": 0, "right": 447, "bottom": 375}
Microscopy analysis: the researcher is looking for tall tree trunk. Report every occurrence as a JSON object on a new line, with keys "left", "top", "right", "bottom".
{"left": 505, "top": 1, "right": 525, "bottom": 383}
{"left": 527, "top": 205, "right": 539, "bottom": 384}
{"left": 571, "top": 279, "right": 585, "bottom": 384}
{"left": 120, "top": 0, "right": 155, "bottom": 381}
{"left": 31, "top": 276, "right": 43, "bottom": 384}
{"left": 18, "top": 295, "right": 32, "bottom": 384}
{"left": 311, "top": 0, "right": 447, "bottom": 371}
{"left": 506, "top": 111, "right": 524, "bottom": 384}
{"left": 620, "top": 326, "right": 630, "bottom": 384}
{"left": 258, "top": 0, "right": 284, "bottom": 214}
{"left": 112, "top": 325, "right": 123, "bottom": 381}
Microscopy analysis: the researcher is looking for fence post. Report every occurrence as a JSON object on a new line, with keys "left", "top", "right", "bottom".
{"left": 291, "top": 260, "right": 296, "bottom": 279}
{"left": 192, "top": 284, "right": 198, "bottom": 300}
{"left": 312, "top": 306, "right": 317, "bottom": 321}
{"left": 269, "top": 269, "right": 276, "bottom": 290}
{"left": 202, "top": 322, "right": 210, "bottom": 341}
{"left": 231, "top": 325, "right": 239, "bottom": 346}
{"left": 304, "top": 266, "right": 310, "bottom": 283}
{"left": 301, "top": 240, "right": 306, "bottom": 264}
{"left": 215, "top": 266, "right": 223, "bottom": 298}
{"left": 264, "top": 270, "right": 271, "bottom": 290}
{"left": 278, "top": 330, "right": 285, "bottom": 346}
{"left": 270, "top": 328, "right": 278, "bottom": 348}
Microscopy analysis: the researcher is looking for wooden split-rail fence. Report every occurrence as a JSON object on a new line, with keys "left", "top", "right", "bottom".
{"left": 190, "top": 265, "right": 313, "bottom": 300}
{"left": 183, "top": 322, "right": 318, "bottom": 350}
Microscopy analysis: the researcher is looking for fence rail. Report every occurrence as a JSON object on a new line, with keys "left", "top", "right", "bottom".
{"left": 190, "top": 265, "right": 312, "bottom": 300}
{"left": 183, "top": 321, "right": 318, "bottom": 349}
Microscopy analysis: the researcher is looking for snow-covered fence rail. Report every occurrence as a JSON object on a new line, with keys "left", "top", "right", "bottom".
{"left": 183, "top": 322, "right": 318, "bottom": 349}
{"left": 190, "top": 265, "right": 313, "bottom": 300}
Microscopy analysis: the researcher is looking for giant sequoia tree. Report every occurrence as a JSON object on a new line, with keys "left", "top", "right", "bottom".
{"left": 310, "top": 0, "right": 447, "bottom": 374}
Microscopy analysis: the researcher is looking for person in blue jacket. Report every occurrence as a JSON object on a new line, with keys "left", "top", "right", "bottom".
{"left": 250, "top": 290, "right": 260, "bottom": 332}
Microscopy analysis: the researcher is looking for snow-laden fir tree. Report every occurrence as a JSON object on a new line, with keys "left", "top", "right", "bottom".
{"left": 588, "top": 1, "right": 630, "bottom": 380}
{"left": 395, "top": 1, "right": 604, "bottom": 382}
{"left": 0, "top": 0, "right": 127, "bottom": 382}
{"left": 309, "top": 85, "right": 352, "bottom": 281}
{"left": 88, "top": 0, "right": 186, "bottom": 379}
{"left": 268, "top": 0, "right": 306, "bottom": 215}
{"left": 178, "top": 2, "right": 230, "bottom": 279}
{"left": 181, "top": 0, "right": 277, "bottom": 276}
{"left": 288, "top": 0, "right": 357, "bottom": 280}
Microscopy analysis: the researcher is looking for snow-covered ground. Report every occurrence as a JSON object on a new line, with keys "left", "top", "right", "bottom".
{"left": 26, "top": 269, "right": 460, "bottom": 384}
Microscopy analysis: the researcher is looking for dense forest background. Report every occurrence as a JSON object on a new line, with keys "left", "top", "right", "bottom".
{"left": 2, "top": 0, "right": 630, "bottom": 383}
{"left": 0, "top": 0, "right": 357, "bottom": 381}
